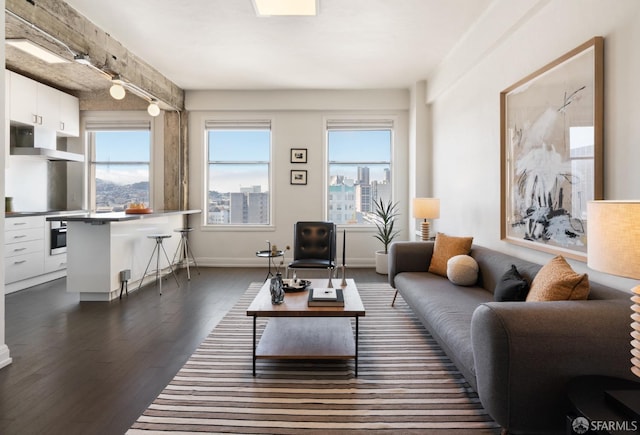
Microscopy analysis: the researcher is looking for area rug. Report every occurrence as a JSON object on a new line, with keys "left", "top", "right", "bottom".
{"left": 128, "top": 282, "right": 499, "bottom": 434}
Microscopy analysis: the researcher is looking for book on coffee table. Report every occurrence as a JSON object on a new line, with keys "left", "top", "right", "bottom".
{"left": 308, "top": 288, "right": 345, "bottom": 306}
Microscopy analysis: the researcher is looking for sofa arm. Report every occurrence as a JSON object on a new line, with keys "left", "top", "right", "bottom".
{"left": 471, "top": 300, "right": 634, "bottom": 434}
{"left": 388, "top": 241, "right": 434, "bottom": 288}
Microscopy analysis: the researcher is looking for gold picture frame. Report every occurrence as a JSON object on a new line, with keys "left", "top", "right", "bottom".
{"left": 500, "top": 37, "right": 604, "bottom": 261}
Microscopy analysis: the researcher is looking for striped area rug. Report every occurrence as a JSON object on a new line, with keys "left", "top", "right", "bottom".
{"left": 128, "top": 282, "right": 499, "bottom": 434}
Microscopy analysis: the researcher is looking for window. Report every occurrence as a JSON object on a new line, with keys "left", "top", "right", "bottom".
{"left": 206, "top": 121, "right": 271, "bottom": 225}
{"left": 327, "top": 120, "right": 393, "bottom": 225}
{"left": 87, "top": 121, "right": 151, "bottom": 212}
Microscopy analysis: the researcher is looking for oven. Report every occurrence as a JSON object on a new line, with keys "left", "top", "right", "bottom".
{"left": 50, "top": 221, "right": 67, "bottom": 255}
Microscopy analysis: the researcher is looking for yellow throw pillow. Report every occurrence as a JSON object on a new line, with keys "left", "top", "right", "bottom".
{"left": 526, "top": 256, "right": 590, "bottom": 301}
{"left": 428, "top": 233, "right": 474, "bottom": 277}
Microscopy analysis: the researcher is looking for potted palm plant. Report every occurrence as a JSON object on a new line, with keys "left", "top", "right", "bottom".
{"left": 373, "top": 197, "right": 400, "bottom": 274}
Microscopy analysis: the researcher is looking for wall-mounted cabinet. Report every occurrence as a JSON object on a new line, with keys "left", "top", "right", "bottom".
{"left": 58, "top": 92, "right": 80, "bottom": 136}
{"left": 7, "top": 70, "right": 80, "bottom": 138}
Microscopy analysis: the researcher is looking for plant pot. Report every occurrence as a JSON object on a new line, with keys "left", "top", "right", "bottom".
{"left": 375, "top": 250, "right": 389, "bottom": 275}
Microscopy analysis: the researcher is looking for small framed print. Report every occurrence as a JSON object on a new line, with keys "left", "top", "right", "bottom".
{"left": 290, "top": 148, "right": 308, "bottom": 163}
{"left": 290, "top": 170, "right": 307, "bottom": 185}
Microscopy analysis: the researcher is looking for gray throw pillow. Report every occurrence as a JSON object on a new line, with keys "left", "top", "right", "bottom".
{"left": 494, "top": 264, "right": 529, "bottom": 301}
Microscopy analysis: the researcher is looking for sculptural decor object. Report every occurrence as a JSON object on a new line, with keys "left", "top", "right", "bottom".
{"left": 270, "top": 272, "right": 285, "bottom": 304}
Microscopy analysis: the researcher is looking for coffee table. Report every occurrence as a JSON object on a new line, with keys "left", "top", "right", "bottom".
{"left": 246, "top": 278, "right": 365, "bottom": 376}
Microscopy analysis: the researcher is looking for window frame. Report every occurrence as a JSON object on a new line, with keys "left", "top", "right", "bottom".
{"left": 204, "top": 119, "right": 273, "bottom": 228}
{"left": 324, "top": 117, "right": 395, "bottom": 229}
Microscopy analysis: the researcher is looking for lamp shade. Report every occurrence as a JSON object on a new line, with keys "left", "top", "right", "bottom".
{"left": 413, "top": 198, "right": 440, "bottom": 219}
{"left": 587, "top": 201, "right": 640, "bottom": 279}
{"left": 587, "top": 200, "right": 640, "bottom": 379}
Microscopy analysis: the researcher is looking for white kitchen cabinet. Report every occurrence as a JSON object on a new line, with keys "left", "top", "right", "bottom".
{"left": 58, "top": 92, "right": 79, "bottom": 136}
{"left": 4, "top": 215, "right": 45, "bottom": 285}
{"left": 45, "top": 253, "right": 67, "bottom": 273}
{"left": 5, "top": 215, "right": 44, "bottom": 231}
{"left": 37, "top": 83, "right": 61, "bottom": 132}
{"left": 5, "top": 252, "right": 45, "bottom": 284}
{"left": 8, "top": 71, "right": 38, "bottom": 127}
{"left": 7, "top": 70, "right": 79, "bottom": 137}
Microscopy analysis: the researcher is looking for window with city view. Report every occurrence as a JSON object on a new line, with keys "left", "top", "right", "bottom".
{"left": 327, "top": 121, "right": 393, "bottom": 225}
{"left": 90, "top": 129, "right": 151, "bottom": 212}
{"left": 206, "top": 122, "right": 271, "bottom": 225}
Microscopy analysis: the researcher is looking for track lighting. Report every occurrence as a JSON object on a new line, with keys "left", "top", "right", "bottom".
{"left": 107, "top": 74, "right": 164, "bottom": 116}
{"left": 147, "top": 101, "right": 161, "bottom": 117}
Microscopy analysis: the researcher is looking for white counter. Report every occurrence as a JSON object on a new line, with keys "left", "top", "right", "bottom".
{"left": 49, "top": 210, "right": 200, "bottom": 301}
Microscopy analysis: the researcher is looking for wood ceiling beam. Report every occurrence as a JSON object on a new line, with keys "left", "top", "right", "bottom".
{"left": 6, "top": 0, "right": 184, "bottom": 110}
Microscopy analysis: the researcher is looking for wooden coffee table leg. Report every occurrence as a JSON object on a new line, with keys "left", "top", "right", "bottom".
{"left": 252, "top": 316, "right": 257, "bottom": 376}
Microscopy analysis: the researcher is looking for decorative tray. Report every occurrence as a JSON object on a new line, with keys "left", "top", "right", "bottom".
{"left": 282, "top": 279, "right": 311, "bottom": 292}
{"left": 125, "top": 208, "right": 153, "bottom": 214}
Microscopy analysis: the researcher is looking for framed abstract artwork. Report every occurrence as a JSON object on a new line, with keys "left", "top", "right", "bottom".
{"left": 500, "top": 37, "right": 604, "bottom": 261}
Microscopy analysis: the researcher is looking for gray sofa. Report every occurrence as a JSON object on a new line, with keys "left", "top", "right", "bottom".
{"left": 388, "top": 241, "right": 634, "bottom": 434}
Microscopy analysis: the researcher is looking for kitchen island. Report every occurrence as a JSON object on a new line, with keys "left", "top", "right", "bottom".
{"left": 47, "top": 210, "right": 201, "bottom": 301}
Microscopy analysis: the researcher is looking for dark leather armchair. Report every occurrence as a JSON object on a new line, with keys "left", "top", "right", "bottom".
{"left": 287, "top": 221, "right": 336, "bottom": 277}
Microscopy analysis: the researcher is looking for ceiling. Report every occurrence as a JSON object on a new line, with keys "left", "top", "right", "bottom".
{"left": 7, "top": 0, "right": 492, "bottom": 93}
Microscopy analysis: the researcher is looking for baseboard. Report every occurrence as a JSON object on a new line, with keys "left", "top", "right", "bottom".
{"left": 0, "top": 344, "right": 12, "bottom": 370}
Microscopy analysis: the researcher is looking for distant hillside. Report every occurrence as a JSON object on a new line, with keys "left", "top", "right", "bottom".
{"left": 96, "top": 179, "right": 149, "bottom": 190}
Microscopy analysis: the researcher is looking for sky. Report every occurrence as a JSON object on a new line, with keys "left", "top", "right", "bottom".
{"left": 94, "top": 128, "right": 392, "bottom": 191}
{"left": 94, "top": 131, "right": 151, "bottom": 185}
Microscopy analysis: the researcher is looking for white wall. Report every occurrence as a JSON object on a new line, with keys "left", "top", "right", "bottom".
{"left": 0, "top": 0, "right": 12, "bottom": 370}
{"left": 425, "top": 0, "right": 640, "bottom": 290}
{"left": 186, "top": 89, "right": 409, "bottom": 268}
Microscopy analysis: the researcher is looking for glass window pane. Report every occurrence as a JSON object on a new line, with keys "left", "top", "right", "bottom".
{"left": 95, "top": 163, "right": 149, "bottom": 211}
{"left": 207, "top": 127, "right": 271, "bottom": 226}
{"left": 327, "top": 128, "right": 392, "bottom": 225}
{"left": 208, "top": 163, "right": 270, "bottom": 225}
{"left": 91, "top": 129, "right": 150, "bottom": 212}
{"left": 208, "top": 130, "right": 270, "bottom": 162}
{"left": 95, "top": 131, "right": 150, "bottom": 162}
{"left": 328, "top": 130, "right": 391, "bottom": 162}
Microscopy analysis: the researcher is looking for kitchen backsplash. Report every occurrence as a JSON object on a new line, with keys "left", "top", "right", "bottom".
{"left": 6, "top": 156, "right": 84, "bottom": 212}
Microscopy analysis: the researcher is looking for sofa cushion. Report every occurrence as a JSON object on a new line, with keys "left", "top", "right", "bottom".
{"left": 428, "top": 233, "right": 473, "bottom": 277}
{"left": 526, "top": 256, "right": 590, "bottom": 301}
{"left": 394, "top": 272, "right": 493, "bottom": 391}
{"left": 447, "top": 255, "right": 479, "bottom": 286}
{"left": 494, "top": 264, "right": 529, "bottom": 301}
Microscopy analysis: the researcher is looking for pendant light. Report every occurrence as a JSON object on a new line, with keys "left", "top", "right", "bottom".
{"left": 109, "top": 75, "right": 126, "bottom": 100}
{"left": 109, "top": 83, "right": 126, "bottom": 100}
{"left": 147, "top": 101, "right": 161, "bottom": 117}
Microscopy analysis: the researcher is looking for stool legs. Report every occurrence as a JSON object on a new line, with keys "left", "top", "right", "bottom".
{"left": 172, "top": 231, "right": 200, "bottom": 280}
{"left": 138, "top": 236, "right": 180, "bottom": 295}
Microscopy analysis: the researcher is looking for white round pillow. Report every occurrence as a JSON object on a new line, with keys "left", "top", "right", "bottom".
{"left": 446, "top": 254, "right": 479, "bottom": 286}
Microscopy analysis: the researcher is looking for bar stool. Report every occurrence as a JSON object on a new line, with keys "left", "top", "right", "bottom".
{"left": 172, "top": 227, "right": 200, "bottom": 280}
{"left": 138, "top": 234, "right": 180, "bottom": 295}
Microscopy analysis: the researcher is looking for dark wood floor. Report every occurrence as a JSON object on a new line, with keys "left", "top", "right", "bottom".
{"left": 0, "top": 267, "right": 388, "bottom": 435}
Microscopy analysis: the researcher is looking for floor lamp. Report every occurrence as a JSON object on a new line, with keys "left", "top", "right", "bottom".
{"left": 587, "top": 200, "right": 640, "bottom": 415}
{"left": 413, "top": 198, "right": 440, "bottom": 241}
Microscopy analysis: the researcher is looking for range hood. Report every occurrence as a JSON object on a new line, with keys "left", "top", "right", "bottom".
{"left": 10, "top": 146, "right": 85, "bottom": 162}
{"left": 10, "top": 125, "right": 84, "bottom": 162}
